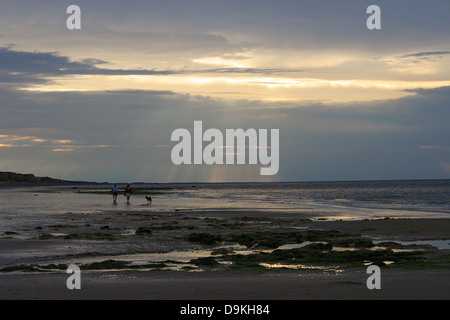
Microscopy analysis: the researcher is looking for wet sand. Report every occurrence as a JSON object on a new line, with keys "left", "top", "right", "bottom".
{"left": 307, "top": 218, "right": 450, "bottom": 240}
{"left": 1, "top": 268, "right": 449, "bottom": 300}
{"left": 0, "top": 208, "right": 449, "bottom": 300}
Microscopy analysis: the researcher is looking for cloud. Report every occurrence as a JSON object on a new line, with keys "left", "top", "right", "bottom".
{"left": 0, "top": 46, "right": 181, "bottom": 78}
{"left": 400, "top": 51, "right": 450, "bottom": 59}
{"left": 1, "top": 79, "right": 449, "bottom": 181}
{"left": 0, "top": 46, "right": 304, "bottom": 89}
{"left": 1, "top": 1, "right": 449, "bottom": 181}
{"left": 0, "top": 133, "right": 112, "bottom": 152}
{"left": 4, "top": 46, "right": 449, "bottom": 106}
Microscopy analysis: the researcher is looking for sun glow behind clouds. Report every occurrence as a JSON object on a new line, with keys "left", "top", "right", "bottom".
{"left": 193, "top": 57, "right": 249, "bottom": 68}
{"left": 21, "top": 73, "right": 450, "bottom": 103}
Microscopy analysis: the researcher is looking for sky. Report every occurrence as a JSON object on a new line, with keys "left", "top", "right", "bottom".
{"left": 0, "top": 0, "right": 449, "bottom": 183}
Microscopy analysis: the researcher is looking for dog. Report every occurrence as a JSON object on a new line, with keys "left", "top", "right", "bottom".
{"left": 145, "top": 196, "right": 152, "bottom": 204}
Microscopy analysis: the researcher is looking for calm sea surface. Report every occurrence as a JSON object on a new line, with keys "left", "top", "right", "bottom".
{"left": 0, "top": 180, "right": 449, "bottom": 268}
{"left": 0, "top": 180, "right": 449, "bottom": 237}
{"left": 172, "top": 179, "right": 450, "bottom": 212}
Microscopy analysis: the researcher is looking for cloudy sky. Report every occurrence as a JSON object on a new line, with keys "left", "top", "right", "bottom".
{"left": 0, "top": 0, "right": 449, "bottom": 182}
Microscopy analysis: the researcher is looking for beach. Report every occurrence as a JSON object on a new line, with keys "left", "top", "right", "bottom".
{"left": 0, "top": 183, "right": 449, "bottom": 301}
{"left": 1, "top": 267, "right": 449, "bottom": 300}
{"left": 1, "top": 216, "right": 449, "bottom": 300}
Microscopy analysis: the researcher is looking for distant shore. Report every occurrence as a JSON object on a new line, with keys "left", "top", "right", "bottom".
{"left": 0, "top": 171, "right": 100, "bottom": 186}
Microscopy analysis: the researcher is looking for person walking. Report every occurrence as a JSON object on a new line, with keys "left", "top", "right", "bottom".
{"left": 111, "top": 184, "right": 119, "bottom": 203}
{"left": 124, "top": 184, "right": 132, "bottom": 204}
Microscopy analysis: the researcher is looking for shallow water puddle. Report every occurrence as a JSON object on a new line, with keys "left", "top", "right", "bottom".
{"left": 259, "top": 262, "right": 344, "bottom": 273}
{"left": 278, "top": 241, "right": 327, "bottom": 249}
{"left": 49, "top": 242, "right": 331, "bottom": 272}
{"left": 363, "top": 260, "right": 394, "bottom": 266}
{"left": 11, "top": 238, "right": 444, "bottom": 272}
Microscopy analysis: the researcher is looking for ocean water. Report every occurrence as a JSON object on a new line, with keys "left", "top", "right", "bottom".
{"left": 174, "top": 179, "right": 450, "bottom": 212}
{"left": 0, "top": 179, "right": 449, "bottom": 237}
{"left": 0, "top": 180, "right": 449, "bottom": 270}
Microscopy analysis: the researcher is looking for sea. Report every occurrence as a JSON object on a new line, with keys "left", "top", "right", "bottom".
{"left": 0, "top": 179, "right": 449, "bottom": 269}
{"left": 170, "top": 179, "right": 450, "bottom": 213}
{"left": 0, "top": 179, "right": 449, "bottom": 235}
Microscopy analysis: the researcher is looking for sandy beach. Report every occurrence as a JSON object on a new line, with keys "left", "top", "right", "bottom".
{"left": 1, "top": 205, "right": 449, "bottom": 300}
{"left": 1, "top": 268, "right": 449, "bottom": 300}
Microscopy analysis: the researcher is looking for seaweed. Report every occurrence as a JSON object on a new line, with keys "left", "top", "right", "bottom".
{"left": 186, "top": 233, "right": 222, "bottom": 245}
{"left": 190, "top": 257, "right": 220, "bottom": 266}
{"left": 229, "top": 230, "right": 352, "bottom": 249}
{"left": 135, "top": 227, "right": 153, "bottom": 236}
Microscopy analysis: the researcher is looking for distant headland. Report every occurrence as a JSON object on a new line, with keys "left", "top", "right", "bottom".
{"left": 0, "top": 171, "right": 95, "bottom": 185}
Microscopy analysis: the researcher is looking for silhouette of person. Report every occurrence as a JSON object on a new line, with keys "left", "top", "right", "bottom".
{"left": 111, "top": 184, "right": 119, "bottom": 203}
{"left": 124, "top": 184, "right": 132, "bottom": 204}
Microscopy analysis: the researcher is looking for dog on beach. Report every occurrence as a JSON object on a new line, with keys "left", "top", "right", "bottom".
{"left": 145, "top": 196, "right": 152, "bottom": 204}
